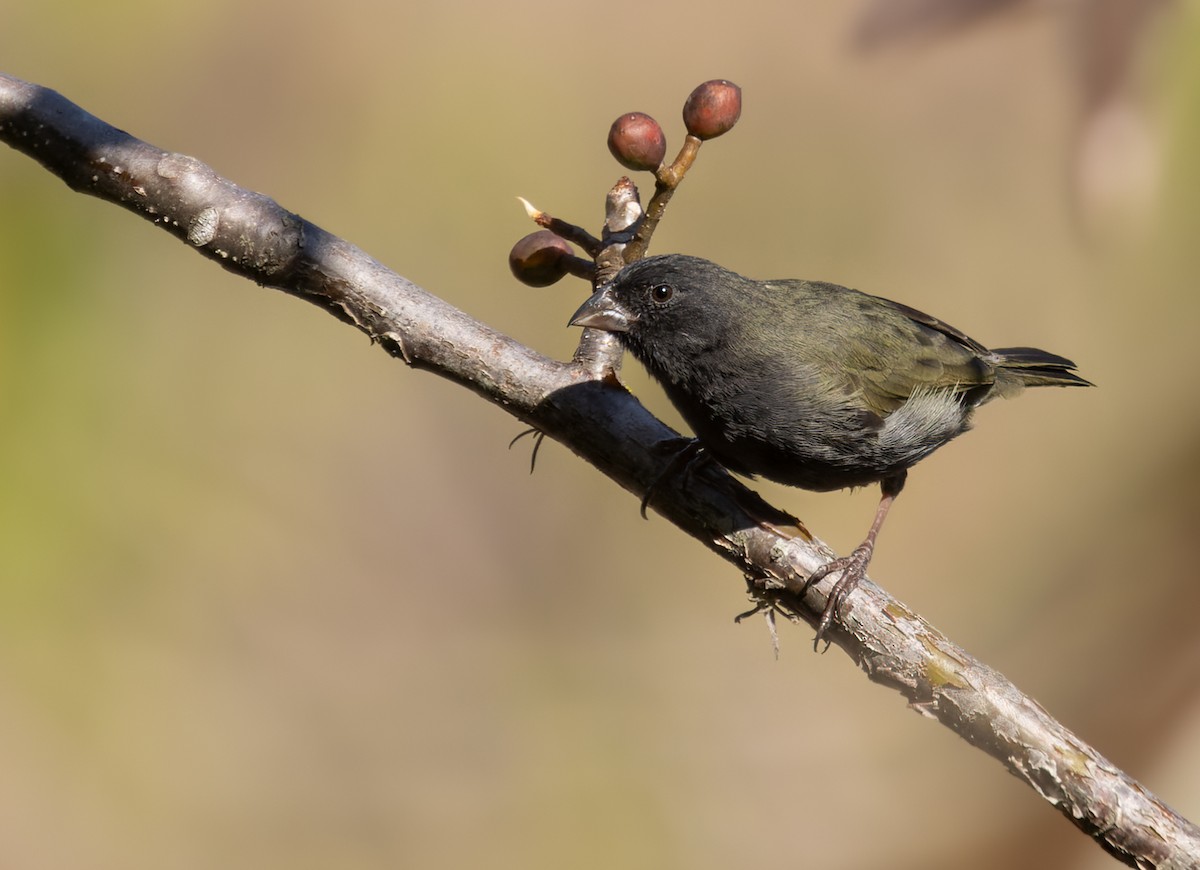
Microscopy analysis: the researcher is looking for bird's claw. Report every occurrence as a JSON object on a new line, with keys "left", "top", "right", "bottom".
{"left": 802, "top": 543, "right": 874, "bottom": 651}
{"left": 508, "top": 427, "right": 547, "bottom": 474}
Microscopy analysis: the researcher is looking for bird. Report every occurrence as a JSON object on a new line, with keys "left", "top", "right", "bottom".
{"left": 569, "top": 253, "right": 1091, "bottom": 640}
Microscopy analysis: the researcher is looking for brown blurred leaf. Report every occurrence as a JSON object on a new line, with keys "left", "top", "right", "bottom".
{"left": 854, "top": 0, "right": 1036, "bottom": 48}
{"left": 855, "top": 0, "right": 1176, "bottom": 228}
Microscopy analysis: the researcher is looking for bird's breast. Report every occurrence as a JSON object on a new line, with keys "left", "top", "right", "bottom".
{"left": 664, "top": 376, "right": 973, "bottom": 492}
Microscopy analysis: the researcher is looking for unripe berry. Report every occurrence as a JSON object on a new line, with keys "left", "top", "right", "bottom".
{"left": 607, "top": 112, "right": 667, "bottom": 172}
{"left": 682, "top": 80, "right": 742, "bottom": 140}
{"left": 509, "top": 231, "right": 574, "bottom": 287}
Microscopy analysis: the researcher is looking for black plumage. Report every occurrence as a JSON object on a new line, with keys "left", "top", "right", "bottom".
{"left": 570, "top": 254, "right": 1091, "bottom": 638}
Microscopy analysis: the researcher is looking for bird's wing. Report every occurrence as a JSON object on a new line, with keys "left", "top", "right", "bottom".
{"left": 845, "top": 296, "right": 996, "bottom": 418}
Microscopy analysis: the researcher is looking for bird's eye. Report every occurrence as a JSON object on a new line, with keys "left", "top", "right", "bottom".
{"left": 649, "top": 284, "right": 674, "bottom": 305}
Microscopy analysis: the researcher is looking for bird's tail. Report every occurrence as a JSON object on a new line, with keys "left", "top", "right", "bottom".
{"left": 991, "top": 347, "right": 1093, "bottom": 396}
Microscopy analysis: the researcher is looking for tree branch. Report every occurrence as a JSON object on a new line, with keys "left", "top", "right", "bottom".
{"left": 1, "top": 72, "right": 1195, "bottom": 868}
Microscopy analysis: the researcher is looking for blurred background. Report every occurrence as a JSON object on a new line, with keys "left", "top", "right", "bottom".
{"left": 1, "top": 1, "right": 1197, "bottom": 867}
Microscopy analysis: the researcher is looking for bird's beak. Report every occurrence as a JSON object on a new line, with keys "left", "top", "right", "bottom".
{"left": 569, "top": 285, "right": 634, "bottom": 333}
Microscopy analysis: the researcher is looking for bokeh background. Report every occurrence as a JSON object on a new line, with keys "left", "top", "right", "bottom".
{"left": 2, "top": 1, "right": 1198, "bottom": 867}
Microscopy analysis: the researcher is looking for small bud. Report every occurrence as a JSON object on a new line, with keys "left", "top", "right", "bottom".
{"left": 509, "top": 230, "right": 574, "bottom": 287}
{"left": 516, "top": 196, "right": 544, "bottom": 222}
{"left": 682, "top": 80, "right": 742, "bottom": 140}
{"left": 607, "top": 112, "right": 667, "bottom": 172}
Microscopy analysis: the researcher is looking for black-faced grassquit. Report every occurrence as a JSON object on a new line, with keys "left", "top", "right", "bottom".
{"left": 570, "top": 254, "right": 1091, "bottom": 637}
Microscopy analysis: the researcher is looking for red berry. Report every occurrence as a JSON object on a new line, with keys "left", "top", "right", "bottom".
{"left": 509, "top": 231, "right": 574, "bottom": 287}
{"left": 682, "top": 80, "right": 742, "bottom": 140}
{"left": 607, "top": 112, "right": 667, "bottom": 172}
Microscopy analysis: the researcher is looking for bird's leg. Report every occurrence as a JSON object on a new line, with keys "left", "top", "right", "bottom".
{"left": 803, "top": 470, "right": 907, "bottom": 647}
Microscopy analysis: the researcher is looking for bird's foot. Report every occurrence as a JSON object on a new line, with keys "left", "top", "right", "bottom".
{"left": 801, "top": 542, "right": 874, "bottom": 650}
{"left": 508, "top": 427, "right": 547, "bottom": 474}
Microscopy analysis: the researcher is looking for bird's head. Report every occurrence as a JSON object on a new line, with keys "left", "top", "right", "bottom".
{"left": 569, "top": 254, "right": 739, "bottom": 364}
